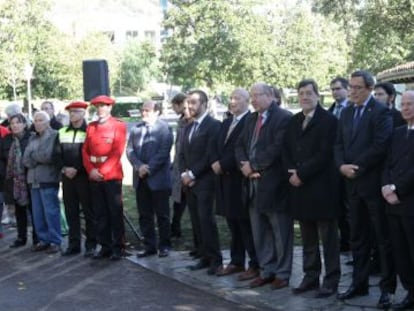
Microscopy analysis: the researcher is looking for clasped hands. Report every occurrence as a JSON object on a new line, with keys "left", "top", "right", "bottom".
{"left": 381, "top": 185, "right": 400, "bottom": 205}
{"left": 240, "top": 161, "right": 261, "bottom": 179}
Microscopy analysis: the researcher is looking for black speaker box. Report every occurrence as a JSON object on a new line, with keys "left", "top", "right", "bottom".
{"left": 82, "top": 59, "right": 110, "bottom": 101}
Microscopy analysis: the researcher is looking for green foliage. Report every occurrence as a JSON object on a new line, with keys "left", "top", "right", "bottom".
{"left": 113, "top": 40, "right": 161, "bottom": 96}
{"left": 161, "top": 1, "right": 348, "bottom": 91}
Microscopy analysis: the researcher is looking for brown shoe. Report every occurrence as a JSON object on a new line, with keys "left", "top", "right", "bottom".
{"left": 216, "top": 264, "right": 245, "bottom": 276}
{"left": 238, "top": 267, "right": 260, "bottom": 281}
{"left": 249, "top": 276, "right": 275, "bottom": 288}
{"left": 270, "top": 277, "right": 289, "bottom": 290}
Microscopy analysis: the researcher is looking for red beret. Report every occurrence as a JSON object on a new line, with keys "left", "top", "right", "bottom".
{"left": 90, "top": 95, "right": 115, "bottom": 106}
{"left": 65, "top": 101, "right": 88, "bottom": 110}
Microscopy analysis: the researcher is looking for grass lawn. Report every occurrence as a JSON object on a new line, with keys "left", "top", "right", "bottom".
{"left": 122, "top": 185, "right": 302, "bottom": 252}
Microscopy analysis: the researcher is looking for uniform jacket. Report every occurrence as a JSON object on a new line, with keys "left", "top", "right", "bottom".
{"left": 179, "top": 114, "right": 221, "bottom": 192}
{"left": 334, "top": 97, "right": 393, "bottom": 196}
{"left": 213, "top": 112, "right": 250, "bottom": 218}
{"left": 59, "top": 120, "right": 88, "bottom": 176}
{"left": 126, "top": 118, "right": 173, "bottom": 191}
{"left": 283, "top": 105, "right": 339, "bottom": 220}
{"left": 235, "top": 103, "right": 291, "bottom": 212}
{"left": 382, "top": 125, "right": 414, "bottom": 216}
{"left": 82, "top": 116, "right": 126, "bottom": 181}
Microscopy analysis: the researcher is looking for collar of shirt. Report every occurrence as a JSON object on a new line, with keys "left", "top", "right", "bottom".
{"left": 234, "top": 110, "right": 249, "bottom": 122}
{"left": 336, "top": 99, "right": 348, "bottom": 108}
{"left": 303, "top": 109, "right": 316, "bottom": 119}
{"left": 194, "top": 111, "right": 209, "bottom": 126}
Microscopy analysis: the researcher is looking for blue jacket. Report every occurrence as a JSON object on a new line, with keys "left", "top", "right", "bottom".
{"left": 126, "top": 119, "right": 173, "bottom": 191}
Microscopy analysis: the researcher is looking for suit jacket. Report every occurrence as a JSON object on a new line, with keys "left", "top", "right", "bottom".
{"left": 213, "top": 112, "right": 250, "bottom": 218}
{"left": 382, "top": 126, "right": 414, "bottom": 216}
{"left": 283, "top": 105, "right": 339, "bottom": 220}
{"left": 235, "top": 103, "right": 292, "bottom": 212}
{"left": 179, "top": 114, "right": 221, "bottom": 192}
{"left": 391, "top": 106, "right": 405, "bottom": 128}
{"left": 334, "top": 96, "right": 393, "bottom": 196}
{"left": 126, "top": 119, "right": 173, "bottom": 191}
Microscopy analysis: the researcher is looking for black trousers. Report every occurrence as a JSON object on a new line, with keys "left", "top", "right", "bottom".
{"left": 187, "top": 188, "right": 222, "bottom": 265}
{"left": 136, "top": 179, "right": 171, "bottom": 251}
{"left": 62, "top": 174, "right": 96, "bottom": 250}
{"left": 346, "top": 182, "right": 396, "bottom": 293}
{"left": 15, "top": 203, "right": 38, "bottom": 244}
{"left": 388, "top": 214, "right": 414, "bottom": 296}
{"left": 226, "top": 217, "right": 258, "bottom": 269}
{"left": 298, "top": 219, "right": 340, "bottom": 289}
{"left": 90, "top": 180, "right": 125, "bottom": 254}
{"left": 171, "top": 194, "right": 186, "bottom": 237}
{"left": 337, "top": 178, "right": 350, "bottom": 250}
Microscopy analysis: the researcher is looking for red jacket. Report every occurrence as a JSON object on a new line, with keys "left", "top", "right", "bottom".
{"left": 82, "top": 117, "right": 126, "bottom": 181}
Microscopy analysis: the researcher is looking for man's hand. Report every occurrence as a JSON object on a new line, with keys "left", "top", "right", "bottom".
{"left": 63, "top": 167, "right": 78, "bottom": 179}
{"left": 240, "top": 161, "right": 253, "bottom": 177}
{"left": 384, "top": 192, "right": 401, "bottom": 205}
{"left": 288, "top": 169, "right": 303, "bottom": 187}
{"left": 249, "top": 172, "right": 261, "bottom": 179}
{"left": 211, "top": 161, "right": 223, "bottom": 175}
{"left": 89, "top": 168, "right": 103, "bottom": 181}
{"left": 138, "top": 164, "right": 150, "bottom": 178}
{"left": 181, "top": 171, "right": 195, "bottom": 187}
{"left": 340, "top": 164, "right": 359, "bottom": 179}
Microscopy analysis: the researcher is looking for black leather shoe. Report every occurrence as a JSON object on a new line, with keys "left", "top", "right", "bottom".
{"left": 84, "top": 248, "right": 95, "bottom": 258}
{"left": 314, "top": 287, "right": 337, "bottom": 298}
{"left": 292, "top": 279, "right": 320, "bottom": 295}
{"left": 377, "top": 292, "right": 392, "bottom": 309}
{"left": 92, "top": 249, "right": 112, "bottom": 259}
{"left": 391, "top": 294, "right": 414, "bottom": 310}
{"left": 110, "top": 253, "right": 122, "bottom": 261}
{"left": 207, "top": 264, "right": 223, "bottom": 275}
{"left": 188, "top": 260, "right": 209, "bottom": 271}
{"left": 136, "top": 249, "right": 157, "bottom": 258}
{"left": 158, "top": 249, "right": 169, "bottom": 258}
{"left": 10, "top": 239, "right": 27, "bottom": 248}
{"left": 61, "top": 247, "right": 81, "bottom": 256}
{"left": 337, "top": 285, "right": 369, "bottom": 300}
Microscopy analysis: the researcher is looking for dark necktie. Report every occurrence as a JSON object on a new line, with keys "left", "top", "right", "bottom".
{"left": 334, "top": 104, "right": 342, "bottom": 119}
{"left": 352, "top": 106, "right": 363, "bottom": 136}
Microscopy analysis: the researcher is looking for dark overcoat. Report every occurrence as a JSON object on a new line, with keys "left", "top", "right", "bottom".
{"left": 283, "top": 105, "right": 339, "bottom": 220}
{"left": 214, "top": 112, "right": 250, "bottom": 218}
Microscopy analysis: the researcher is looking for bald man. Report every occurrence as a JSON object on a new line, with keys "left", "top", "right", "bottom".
{"left": 211, "top": 88, "right": 259, "bottom": 278}
{"left": 382, "top": 90, "right": 414, "bottom": 310}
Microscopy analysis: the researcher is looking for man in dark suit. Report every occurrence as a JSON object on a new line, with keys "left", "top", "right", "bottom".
{"left": 235, "top": 82, "right": 293, "bottom": 290}
{"left": 374, "top": 82, "right": 405, "bottom": 128}
{"left": 335, "top": 70, "right": 396, "bottom": 309}
{"left": 127, "top": 100, "right": 173, "bottom": 258}
{"left": 382, "top": 90, "right": 414, "bottom": 310}
{"left": 179, "top": 90, "right": 223, "bottom": 275}
{"left": 283, "top": 79, "right": 340, "bottom": 298}
{"left": 328, "top": 76, "right": 351, "bottom": 253}
{"left": 211, "top": 88, "right": 259, "bottom": 280}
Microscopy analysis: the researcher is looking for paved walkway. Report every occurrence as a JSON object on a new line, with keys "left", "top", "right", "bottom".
{"left": 127, "top": 248, "right": 407, "bottom": 311}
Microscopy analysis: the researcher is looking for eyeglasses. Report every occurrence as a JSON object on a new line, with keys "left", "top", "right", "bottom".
{"left": 349, "top": 85, "right": 365, "bottom": 90}
{"left": 331, "top": 87, "right": 343, "bottom": 91}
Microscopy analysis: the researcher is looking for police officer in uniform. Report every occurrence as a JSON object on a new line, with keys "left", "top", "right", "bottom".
{"left": 60, "top": 101, "right": 96, "bottom": 257}
{"left": 82, "top": 95, "right": 127, "bottom": 260}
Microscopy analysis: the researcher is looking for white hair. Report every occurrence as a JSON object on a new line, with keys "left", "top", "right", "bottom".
{"left": 5, "top": 103, "right": 22, "bottom": 117}
{"left": 34, "top": 110, "right": 51, "bottom": 122}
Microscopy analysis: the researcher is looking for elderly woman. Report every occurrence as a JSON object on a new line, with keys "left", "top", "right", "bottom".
{"left": 23, "top": 111, "right": 62, "bottom": 253}
{"left": 2, "top": 114, "right": 38, "bottom": 247}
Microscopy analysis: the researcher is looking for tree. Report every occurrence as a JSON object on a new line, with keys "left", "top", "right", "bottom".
{"left": 113, "top": 39, "right": 160, "bottom": 96}
{"left": 161, "top": 0, "right": 349, "bottom": 91}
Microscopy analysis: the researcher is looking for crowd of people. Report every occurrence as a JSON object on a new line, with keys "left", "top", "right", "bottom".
{"left": 0, "top": 69, "right": 413, "bottom": 310}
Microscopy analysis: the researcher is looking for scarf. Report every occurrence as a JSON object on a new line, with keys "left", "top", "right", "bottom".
{"left": 6, "top": 136, "right": 29, "bottom": 206}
